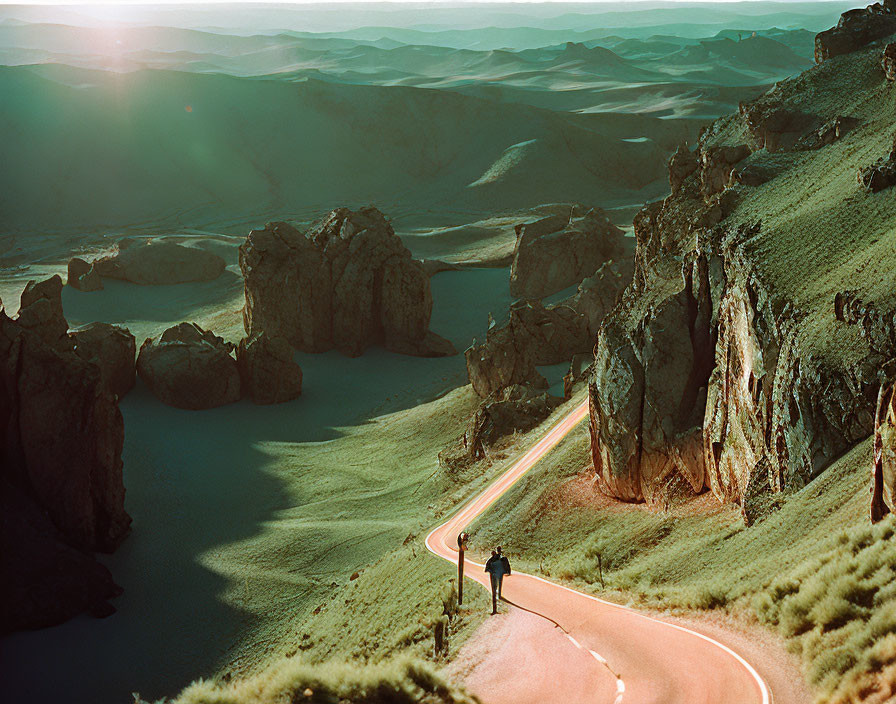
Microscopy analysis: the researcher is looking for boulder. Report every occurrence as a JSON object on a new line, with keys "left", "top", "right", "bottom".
{"left": 872, "top": 383, "right": 896, "bottom": 522}
{"left": 67, "top": 257, "right": 103, "bottom": 292}
{"left": 71, "top": 322, "right": 136, "bottom": 399}
{"left": 240, "top": 207, "right": 455, "bottom": 358}
{"left": 236, "top": 333, "right": 302, "bottom": 405}
{"left": 509, "top": 205, "right": 628, "bottom": 299}
{"left": 137, "top": 323, "right": 240, "bottom": 410}
{"left": 93, "top": 240, "right": 226, "bottom": 285}
{"left": 815, "top": 4, "right": 896, "bottom": 64}
{"left": 883, "top": 42, "right": 896, "bottom": 80}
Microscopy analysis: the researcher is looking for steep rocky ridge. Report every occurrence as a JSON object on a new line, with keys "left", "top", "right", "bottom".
{"left": 589, "top": 11, "right": 896, "bottom": 515}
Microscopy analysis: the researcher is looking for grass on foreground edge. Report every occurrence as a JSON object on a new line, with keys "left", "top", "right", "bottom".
{"left": 138, "top": 656, "right": 477, "bottom": 704}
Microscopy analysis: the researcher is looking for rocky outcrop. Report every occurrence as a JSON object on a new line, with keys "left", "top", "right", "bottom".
{"left": 15, "top": 275, "right": 69, "bottom": 347}
{"left": 439, "top": 384, "right": 562, "bottom": 471}
{"left": 71, "top": 323, "right": 136, "bottom": 399}
{"left": 1, "top": 278, "right": 130, "bottom": 630}
{"left": 589, "top": 250, "right": 716, "bottom": 505}
{"left": 872, "top": 383, "right": 896, "bottom": 522}
{"left": 67, "top": 257, "right": 103, "bottom": 292}
{"left": 857, "top": 138, "right": 896, "bottom": 192}
{"left": 699, "top": 144, "right": 750, "bottom": 196}
{"left": 883, "top": 43, "right": 896, "bottom": 80}
{"left": 509, "top": 205, "right": 628, "bottom": 299}
{"left": 669, "top": 143, "right": 698, "bottom": 194}
{"left": 236, "top": 333, "right": 302, "bottom": 405}
{"left": 701, "top": 242, "right": 875, "bottom": 511}
{"left": 466, "top": 318, "right": 544, "bottom": 399}
{"left": 466, "top": 260, "right": 632, "bottom": 398}
{"left": 137, "top": 323, "right": 240, "bottom": 410}
{"left": 93, "top": 240, "right": 226, "bottom": 285}
{"left": 815, "top": 3, "right": 896, "bottom": 64}
{"left": 740, "top": 104, "right": 816, "bottom": 153}
{"left": 240, "top": 207, "right": 455, "bottom": 358}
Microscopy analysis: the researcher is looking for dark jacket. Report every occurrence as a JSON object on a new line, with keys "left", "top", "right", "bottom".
{"left": 485, "top": 554, "right": 510, "bottom": 577}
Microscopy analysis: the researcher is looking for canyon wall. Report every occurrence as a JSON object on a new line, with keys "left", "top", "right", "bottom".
{"left": 589, "top": 8, "right": 896, "bottom": 516}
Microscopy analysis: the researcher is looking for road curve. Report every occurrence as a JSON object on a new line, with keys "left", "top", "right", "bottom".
{"left": 426, "top": 399, "right": 771, "bottom": 704}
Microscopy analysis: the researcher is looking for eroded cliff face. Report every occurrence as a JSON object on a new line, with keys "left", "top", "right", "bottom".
{"left": 589, "top": 213, "right": 715, "bottom": 505}
{"left": 588, "top": 11, "right": 896, "bottom": 512}
{"left": 702, "top": 243, "right": 877, "bottom": 521}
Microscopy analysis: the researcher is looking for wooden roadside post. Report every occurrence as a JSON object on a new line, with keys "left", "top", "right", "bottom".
{"left": 457, "top": 532, "right": 469, "bottom": 605}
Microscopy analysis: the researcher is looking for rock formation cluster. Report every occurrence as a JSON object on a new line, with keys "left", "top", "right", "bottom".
{"left": 1, "top": 276, "right": 131, "bottom": 631}
{"left": 509, "top": 205, "right": 628, "bottom": 299}
{"left": 240, "top": 207, "right": 455, "bottom": 358}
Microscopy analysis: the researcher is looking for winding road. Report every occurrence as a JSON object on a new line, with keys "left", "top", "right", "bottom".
{"left": 426, "top": 399, "right": 771, "bottom": 704}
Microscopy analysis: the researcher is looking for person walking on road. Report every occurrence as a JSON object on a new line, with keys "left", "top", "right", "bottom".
{"left": 484, "top": 547, "right": 511, "bottom": 614}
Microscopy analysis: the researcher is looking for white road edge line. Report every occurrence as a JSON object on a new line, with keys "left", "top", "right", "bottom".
{"left": 424, "top": 399, "right": 772, "bottom": 704}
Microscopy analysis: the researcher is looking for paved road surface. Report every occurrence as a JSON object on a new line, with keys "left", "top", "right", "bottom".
{"left": 426, "top": 400, "right": 771, "bottom": 704}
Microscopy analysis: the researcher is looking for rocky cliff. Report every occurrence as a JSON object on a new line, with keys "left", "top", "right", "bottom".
{"left": 509, "top": 205, "right": 629, "bottom": 299}
{"left": 467, "top": 259, "right": 631, "bottom": 398}
{"left": 1, "top": 276, "right": 131, "bottom": 631}
{"left": 240, "top": 207, "right": 455, "bottom": 358}
{"left": 589, "top": 6, "right": 896, "bottom": 518}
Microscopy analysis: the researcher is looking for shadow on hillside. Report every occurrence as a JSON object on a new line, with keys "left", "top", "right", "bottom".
{"left": 0, "top": 266, "right": 512, "bottom": 704}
